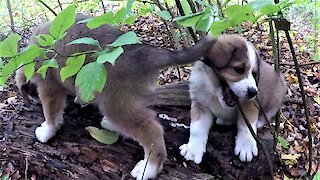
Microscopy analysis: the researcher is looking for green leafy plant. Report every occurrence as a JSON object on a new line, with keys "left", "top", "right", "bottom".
{"left": 0, "top": 3, "right": 140, "bottom": 103}
{"left": 174, "top": 0, "right": 290, "bottom": 36}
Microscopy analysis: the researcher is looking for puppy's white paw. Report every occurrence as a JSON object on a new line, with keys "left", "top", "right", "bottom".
{"left": 130, "top": 160, "right": 159, "bottom": 180}
{"left": 179, "top": 141, "right": 205, "bottom": 164}
{"left": 35, "top": 122, "right": 57, "bottom": 143}
{"left": 234, "top": 132, "right": 258, "bottom": 162}
{"left": 100, "top": 116, "right": 118, "bottom": 132}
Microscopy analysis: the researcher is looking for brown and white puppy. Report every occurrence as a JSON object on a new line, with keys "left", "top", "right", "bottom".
{"left": 16, "top": 14, "right": 215, "bottom": 179}
{"left": 180, "top": 34, "right": 286, "bottom": 163}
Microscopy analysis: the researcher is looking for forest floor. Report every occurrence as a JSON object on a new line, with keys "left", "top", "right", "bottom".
{"left": 0, "top": 15, "right": 319, "bottom": 179}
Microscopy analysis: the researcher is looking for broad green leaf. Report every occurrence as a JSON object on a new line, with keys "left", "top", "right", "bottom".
{"left": 313, "top": 53, "right": 320, "bottom": 62}
{"left": 181, "top": 0, "right": 192, "bottom": 15}
{"left": 259, "top": 4, "right": 280, "bottom": 15}
{"left": 249, "top": 0, "right": 275, "bottom": 11}
{"left": 157, "top": 10, "right": 171, "bottom": 21}
{"left": 36, "top": 34, "right": 54, "bottom": 47}
{"left": 174, "top": 11, "right": 204, "bottom": 27}
{"left": 0, "top": 58, "right": 3, "bottom": 68}
{"left": 195, "top": 9, "right": 214, "bottom": 32}
{"left": 60, "top": 54, "right": 86, "bottom": 82}
{"left": 224, "top": 4, "right": 255, "bottom": 24}
{"left": 85, "top": 126, "right": 119, "bottom": 144}
{"left": 97, "top": 47, "right": 124, "bottom": 65}
{"left": 67, "top": 37, "right": 100, "bottom": 46}
{"left": 195, "top": 0, "right": 212, "bottom": 7}
{"left": 210, "top": 21, "right": 232, "bottom": 37}
{"left": 314, "top": 172, "right": 320, "bottom": 180}
{"left": 49, "top": 5, "right": 76, "bottom": 39}
{"left": 174, "top": 11, "right": 203, "bottom": 23}
{"left": 23, "top": 62, "right": 35, "bottom": 82}
{"left": 196, "top": 15, "right": 213, "bottom": 32}
{"left": 2, "top": 173, "right": 10, "bottom": 180}
{"left": 108, "top": 32, "right": 140, "bottom": 47}
{"left": 125, "top": 0, "right": 134, "bottom": 16}
{"left": 124, "top": 14, "right": 138, "bottom": 25}
{"left": 277, "top": 135, "right": 289, "bottom": 149}
{"left": 77, "top": 18, "right": 93, "bottom": 24}
{"left": 138, "top": 3, "right": 154, "bottom": 15}
{"left": 37, "top": 58, "right": 59, "bottom": 79}
{"left": 15, "top": 44, "right": 44, "bottom": 65}
{"left": 113, "top": 7, "right": 126, "bottom": 24}
{"left": 0, "top": 58, "right": 19, "bottom": 85}
{"left": 0, "top": 34, "right": 19, "bottom": 58}
{"left": 87, "top": 11, "right": 114, "bottom": 29}
{"left": 75, "top": 62, "right": 106, "bottom": 102}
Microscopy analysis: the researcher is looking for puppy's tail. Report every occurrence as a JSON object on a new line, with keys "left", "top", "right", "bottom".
{"left": 152, "top": 36, "right": 216, "bottom": 68}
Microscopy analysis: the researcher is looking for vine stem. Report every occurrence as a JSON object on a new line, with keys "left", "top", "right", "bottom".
{"left": 37, "top": 0, "right": 57, "bottom": 16}
{"left": 283, "top": 30, "right": 313, "bottom": 178}
{"left": 236, "top": 100, "right": 274, "bottom": 180}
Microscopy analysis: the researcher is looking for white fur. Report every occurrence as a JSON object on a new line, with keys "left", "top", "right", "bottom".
{"left": 182, "top": 43, "right": 261, "bottom": 163}
{"left": 234, "top": 119, "right": 258, "bottom": 162}
{"left": 179, "top": 109, "right": 213, "bottom": 164}
{"left": 229, "top": 43, "right": 258, "bottom": 99}
{"left": 100, "top": 116, "right": 118, "bottom": 132}
{"left": 35, "top": 122, "right": 58, "bottom": 143}
{"left": 130, "top": 160, "right": 160, "bottom": 180}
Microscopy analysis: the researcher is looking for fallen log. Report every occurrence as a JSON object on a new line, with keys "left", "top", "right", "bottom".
{"left": 1, "top": 82, "right": 277, "bottom": 179}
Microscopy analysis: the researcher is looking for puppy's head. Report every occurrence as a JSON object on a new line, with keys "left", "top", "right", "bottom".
{"left": 206, "top": 34, "right": 259, "bottom": 107}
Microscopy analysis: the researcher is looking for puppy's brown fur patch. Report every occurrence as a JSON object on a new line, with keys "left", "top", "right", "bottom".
{"left": 16, "top": 14, "right": 215, "bottom": 179}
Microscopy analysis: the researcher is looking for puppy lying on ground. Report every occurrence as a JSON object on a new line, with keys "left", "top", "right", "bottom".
{"left": 180, "top": 34, "right": 286, "bottom": 163}
{"left": 15, "top": 14, "right": 215, "bottom": 179}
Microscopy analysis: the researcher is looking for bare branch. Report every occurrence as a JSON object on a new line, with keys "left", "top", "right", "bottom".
{"left": 6, "top": 0, "right": 16, "bottom": 33}
{"left": 38, "top": 0, "right": 57, "bottom": 16}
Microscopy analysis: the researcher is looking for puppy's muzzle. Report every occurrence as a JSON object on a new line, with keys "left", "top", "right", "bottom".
{"left": 247, "top": 87, "right": 258, "bottom": 99}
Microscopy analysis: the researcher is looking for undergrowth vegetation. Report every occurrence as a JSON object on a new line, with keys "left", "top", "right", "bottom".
{"left": 0, "top": 0, "right": 319, "bottom": 179}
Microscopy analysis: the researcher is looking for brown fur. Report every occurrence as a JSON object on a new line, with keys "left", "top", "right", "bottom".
{"left": 16, "top": 14, "right": 215, "bottom": 178}
{"left": 180, "top": 34, "right": 286, "bottom": 163}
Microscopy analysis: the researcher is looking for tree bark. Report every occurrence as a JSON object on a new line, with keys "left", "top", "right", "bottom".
{"left": 6, "top": 0, "right": 16, "bottom": 33}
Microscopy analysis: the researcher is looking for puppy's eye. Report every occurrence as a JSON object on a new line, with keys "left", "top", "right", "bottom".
{"left": 234, "top": 67, "right": 245, "bottom": 74}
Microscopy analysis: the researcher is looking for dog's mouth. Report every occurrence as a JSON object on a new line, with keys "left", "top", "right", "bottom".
{"left": 222, "top": 87, "right": 237, "bottom": 107}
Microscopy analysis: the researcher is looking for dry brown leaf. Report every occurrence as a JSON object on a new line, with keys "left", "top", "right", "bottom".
{"left": 287, "top": 73, "right": 299, "bottom": 84}
{"left": 281, "top": 154, "right": 299, "bottom": 165}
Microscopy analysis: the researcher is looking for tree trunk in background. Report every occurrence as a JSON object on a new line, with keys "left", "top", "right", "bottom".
{"left": 6, "top": 0, "right": 16, "bottom": 33}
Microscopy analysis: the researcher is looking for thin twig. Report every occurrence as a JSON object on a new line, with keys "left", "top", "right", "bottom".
{"left": 6, "top": 0, "right": 16, "bottom": 33}
{"left": 142, "top": 144, "right": 154, "bottom": 179}
{"left": 266, "top": 60, "right": 320, "bottom": 66}
{"left": 284, "top": 29, "right": 313, "bottom": 178}
{"left": 174, "top": 0, "right": 198, "bottom": 42}
{"left": 236, "top": 100, "right": 274, "bottom": 180}
{"left": 100, "top": 0, "right": 106, "bottom": 13}
{"left": 37, "top": 0, "right": 57, "bottom": 16}
{"left": 57, "top": 0, "right": 63, "bottom": 11}
{"left": 25, "top": 154, "right": 29, "bottom": 180}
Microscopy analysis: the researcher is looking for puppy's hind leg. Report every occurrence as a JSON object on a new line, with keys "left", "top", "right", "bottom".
{"left": 235, "top": 102, "right": 259, "bottom": 162}
{"left": 104, "top": 108, "right": 166, "bottom": 180}
{"left": 180, "top": 101, "right": 213, "bottom": 164}
{"left": 35, "top": 82, "right": 67, "bottom": 143}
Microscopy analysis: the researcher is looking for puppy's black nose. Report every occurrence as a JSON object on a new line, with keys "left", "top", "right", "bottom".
{"left": 247, "top": 87, "right": 258, "bottom": 99}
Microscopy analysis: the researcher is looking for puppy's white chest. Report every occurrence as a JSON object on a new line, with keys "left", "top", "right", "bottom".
{"left": 209, "top": 95, "right": 237, "bottom": 124}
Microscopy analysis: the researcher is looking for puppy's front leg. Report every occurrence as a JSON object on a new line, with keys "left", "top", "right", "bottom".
{"left": 35, "top": 82, "right": 67, "bottom": 143}
{"left": 235, "top": 102, "right": 259, "bottom": 162}
{"left": 180, "top": 101, "right": 213, "bottom": 164}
